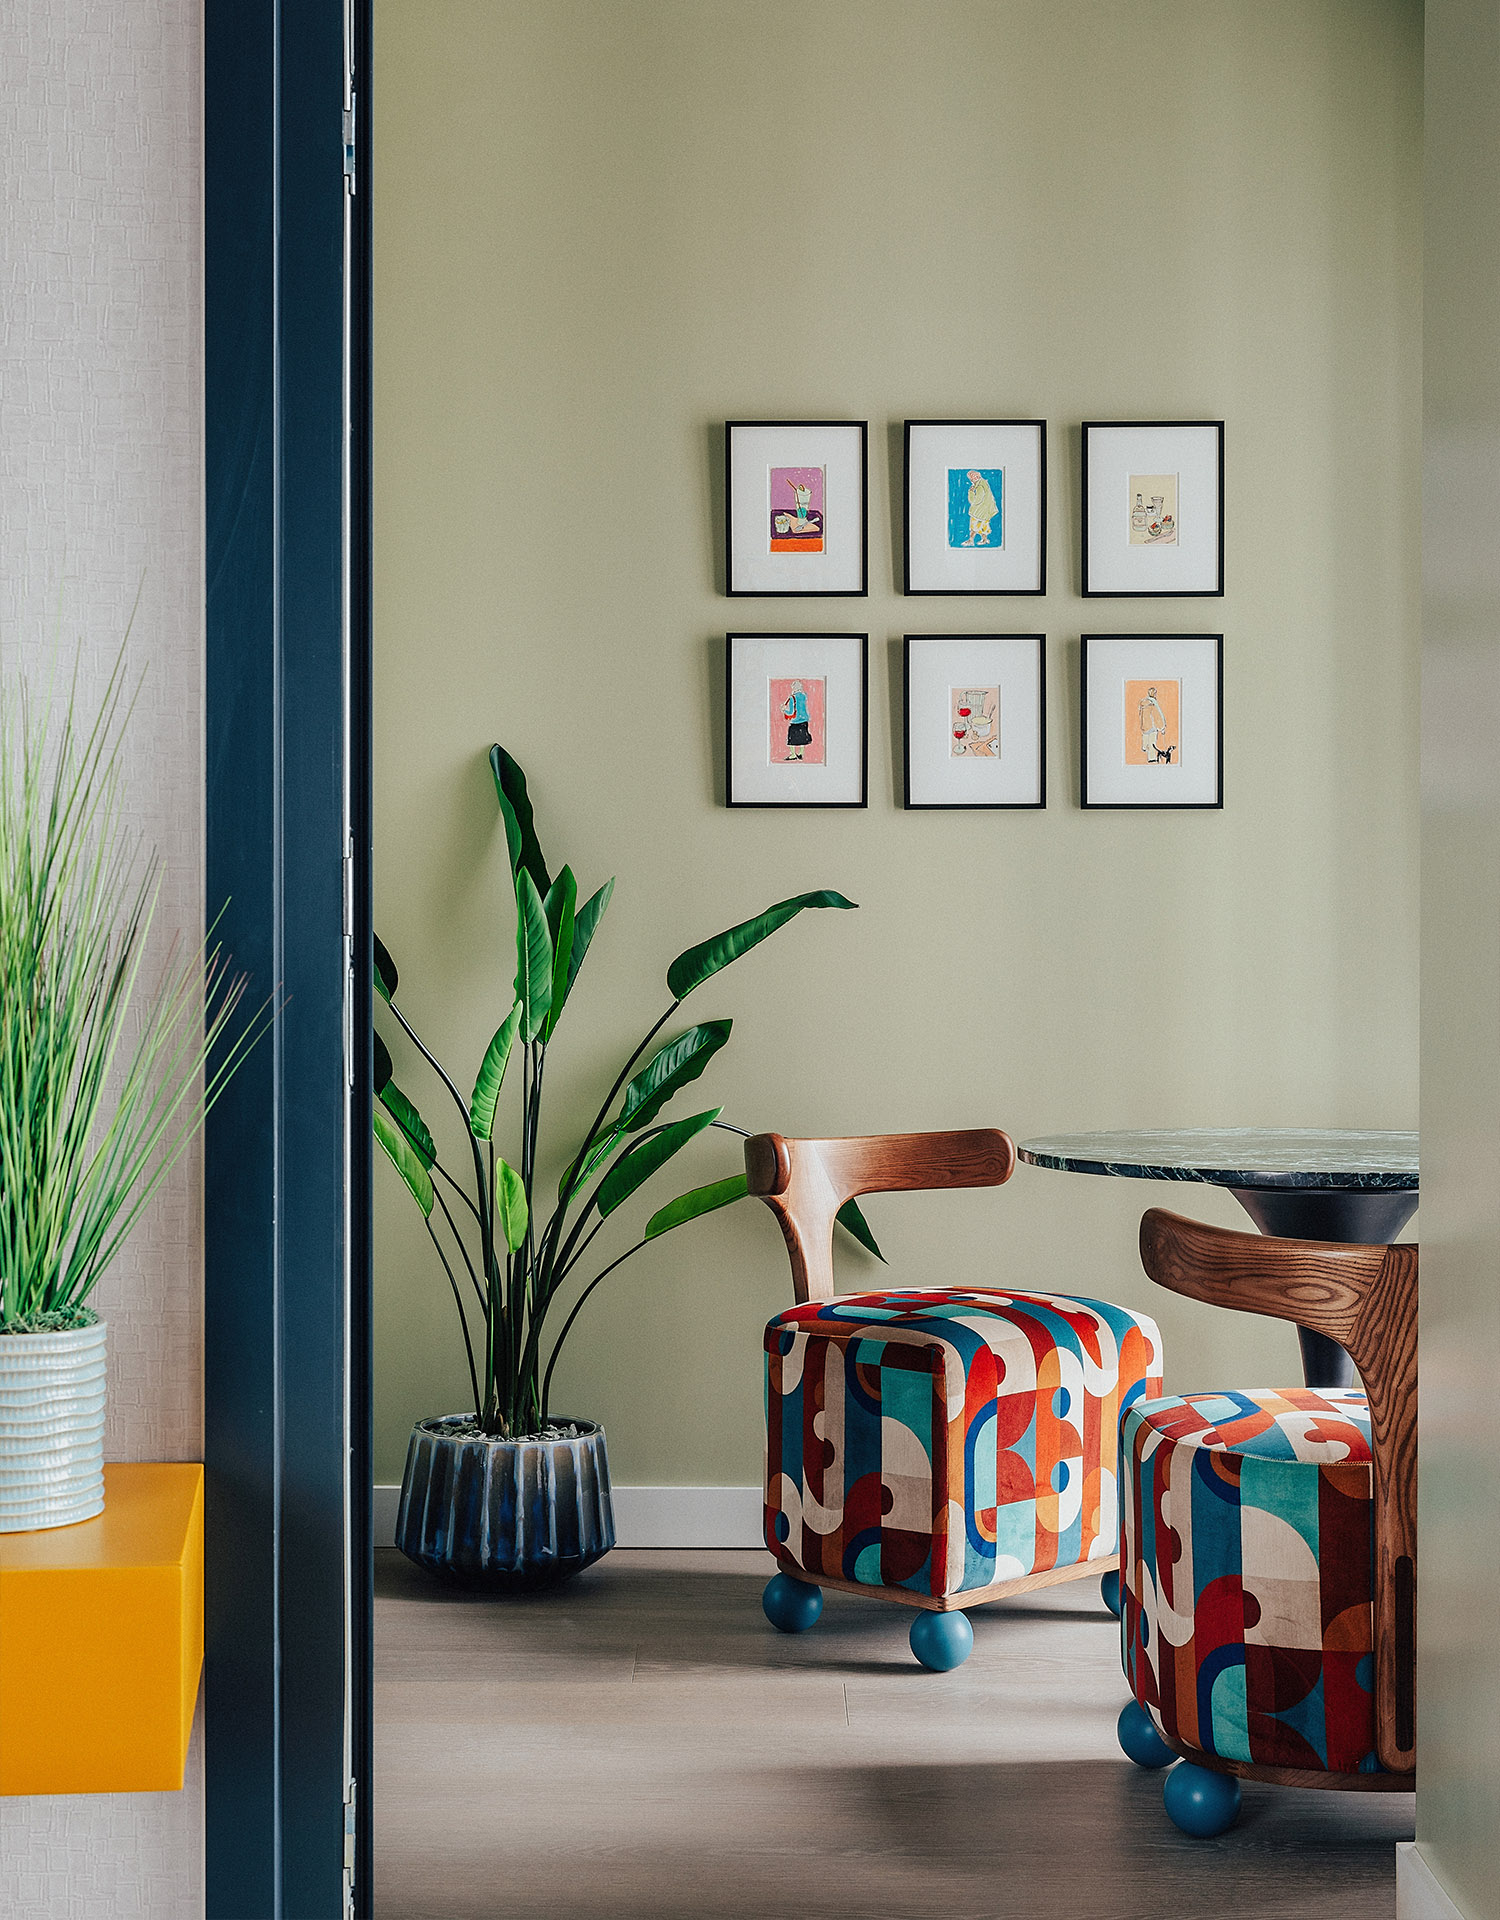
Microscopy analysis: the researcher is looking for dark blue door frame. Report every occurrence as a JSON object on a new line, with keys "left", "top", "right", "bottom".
{"left": 204, "top": 0, "right": 373, "bottom": 1913}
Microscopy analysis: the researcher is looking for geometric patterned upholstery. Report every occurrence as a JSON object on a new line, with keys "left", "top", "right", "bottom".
{"left": 1121, "top": 1388, "right": 1382, "bottom": 1774}
{"left": 765, "top": 1289, "right": 1163, "bottom": 1603}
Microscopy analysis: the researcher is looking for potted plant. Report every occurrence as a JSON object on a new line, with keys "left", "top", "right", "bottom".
{"left": 374, "top": 745, "right": 876, "bottom": 1590}
{"left": 0, "top": 660, "right": 256, "bottom": 1532}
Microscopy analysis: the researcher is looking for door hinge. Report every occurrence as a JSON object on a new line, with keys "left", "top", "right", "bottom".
{"left": 343, "top": 101, "right": 357, "bottom": 193}
{"left": 343, "top": 1778, "right": 358, "bottom": 1884}
{"left": 342, "top": 832, "right": 355, "bottom": 942}
{"left": 343, "top": 833, "right": 356, "bottom": 1091}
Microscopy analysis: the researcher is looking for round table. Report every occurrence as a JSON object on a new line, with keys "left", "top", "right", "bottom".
{"left": 1015, "top": 1128, "right": 1418, "bottom": 1390}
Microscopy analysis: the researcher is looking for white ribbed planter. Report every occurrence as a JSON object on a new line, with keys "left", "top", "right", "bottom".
{"left": 0, "top": 1321, "right": 107, "bottom": 1532}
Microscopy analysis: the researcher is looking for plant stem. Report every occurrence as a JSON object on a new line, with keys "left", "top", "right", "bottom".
{"left": 539, "top": 1237, "right": 650, "bottom": 1420}
{"left": 424, "top": 1216, "right": 481, "bottom": 1417}
{"left": 389, "top": 993, "right": 502, "bottom": 1419}
{"left": 430, "top": 1185, "right": 488, "bottom": 1320}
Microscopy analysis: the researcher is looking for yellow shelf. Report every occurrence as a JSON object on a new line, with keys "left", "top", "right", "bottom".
{"left": 0, "top": 1462, "right": 204, "bottom": 1795}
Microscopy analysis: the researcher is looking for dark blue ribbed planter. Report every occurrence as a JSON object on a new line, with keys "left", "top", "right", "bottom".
{"left": 394, "top": 1414, "right": 615, "bottom": 1591}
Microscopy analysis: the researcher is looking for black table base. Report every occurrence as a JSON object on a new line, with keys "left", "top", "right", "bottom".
{"left": 1227, "top": 1188, "right": 1420, "bottom": 1391}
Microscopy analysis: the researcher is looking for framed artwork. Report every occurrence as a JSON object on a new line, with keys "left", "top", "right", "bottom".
{"left": 1080, "top": 633, "right": 1223, "bottom": 809}
{"left": 1081, "top": 421, "right": 1224, "bottom": 596}
{"left": 725, "top": 421, "right": 867, "bottom": 597}
{"left": 903, "top": 634, "right": 1046, "bottom": 809}
{"left": 725, "top": 632, "right": 868, "bottom": 807}
{"left": 903, "top": 420, "right": 1046, "bottom": 595}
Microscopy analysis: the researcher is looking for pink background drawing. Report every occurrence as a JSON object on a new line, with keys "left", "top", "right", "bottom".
{"left": 768, "top": 675, "right": 826, "bottom": 765}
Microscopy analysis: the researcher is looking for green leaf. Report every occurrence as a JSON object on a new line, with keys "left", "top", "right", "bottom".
{"left": 514, "top": 869, "right": 554, "bottom": 1042}
{"left": 836, "top": 1197, "right": 885, "bottom": 1263}
{"left": 566, "top": 878, "right": 614, "bottom": 999}
{"left": 373, "top": 1029, "right": 393, "bottom": 1095}
{"left": 619, "top": 1021, "right": 732, "bottom": 1133}
{"left": 374, "top": 1104, "right": 434, "bottom": 1217}
{"left": 496, "top": 1157, "right": 528, "bottom": 1252}
{"left": 374, "top": 933, "right": 399, "bottom": 1005}
{"left": 645, "top": 1173, "right": 748, "bottom": 1240}
{"left": 666, "top": 891, "right": 858, "bottom": 1001}
{"left": 489, "top": 745, "right": 552, "bottom": 896}
{"left": 542, "top": 866, "right": 577, "bottom": 1039}
{"left": 558, "top": 1123, "right": 625, "bottom": 1202}
{"left": 380, "top": 1083, "right": 436, "bottom": 1168}
{"left": 469, "top": 1002, "right": 523, "bottom": 1140}
{"left": 597, "top": 1107, "right": 720, "bottom": 1219}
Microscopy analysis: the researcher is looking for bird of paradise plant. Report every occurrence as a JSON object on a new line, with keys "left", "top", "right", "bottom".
{"left": 373, "top": 745, "right": 877, "bottom": 1441}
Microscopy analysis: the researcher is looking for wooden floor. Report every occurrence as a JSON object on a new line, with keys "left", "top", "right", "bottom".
{"left": 374, "top": 1547, "right": 1412, "bottom": 1920}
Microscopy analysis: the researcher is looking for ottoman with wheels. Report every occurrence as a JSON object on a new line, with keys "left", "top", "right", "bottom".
{"left": 1118, "top": 1207, "right": 1417, "bottom": 1835}
{"left": 746, "top": 1130, "right": 1163, "bottom": 1668}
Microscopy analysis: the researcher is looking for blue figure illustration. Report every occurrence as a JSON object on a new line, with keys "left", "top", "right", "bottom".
{"left": 948, "top": 467, "right": 1003, "bottom": 548}
{"left": 782, "top": 679, "right": 812, "bottom": 762}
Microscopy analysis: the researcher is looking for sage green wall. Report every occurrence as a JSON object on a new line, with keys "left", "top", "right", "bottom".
{"left": 1417, "top": 3, "right": 1500, "bottom": 1911}
{"left": 373, "top": 0, "right": 1421, "bottom": 1487}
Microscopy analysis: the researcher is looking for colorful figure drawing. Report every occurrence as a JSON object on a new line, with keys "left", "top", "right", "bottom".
{"left": 948, "top": 467, "right": 1004, "bottom": 549}
{"left": 950, "top": 686, "right": 1000, "bottom": 757}
{"left": 768, "top": 675, "right": 826, "bottom": 766}
{"left": 783, "top": 680, "right": 811, "bottom": 761}
{"left": 1125, "top": 678, "right": 1180, "bottom": 766}
{"left": 769, "top": 467, "right": 826, "bottom": 553}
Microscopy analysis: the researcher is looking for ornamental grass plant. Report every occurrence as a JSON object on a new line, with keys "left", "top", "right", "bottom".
{"left": 373, "top": 745, "right": 876, "bottom": 1441}
{"left": 0, "top": 654, "right": 257, "bottom": 1335}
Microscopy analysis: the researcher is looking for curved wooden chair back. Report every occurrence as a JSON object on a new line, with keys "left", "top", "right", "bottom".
{"left": 744, "top": 1129, "right": 1016, "bottom": 1306}
{"left": 1138, "top": 1207, "right": 1417, "bottom": 1775}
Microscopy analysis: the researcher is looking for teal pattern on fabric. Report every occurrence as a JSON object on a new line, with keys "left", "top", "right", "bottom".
{"left": 764, "top": 1288, "right": 1163, "bottom": 1601}
{"left": 1121, "top": 1388, "right": 1382, "bottom": 1775}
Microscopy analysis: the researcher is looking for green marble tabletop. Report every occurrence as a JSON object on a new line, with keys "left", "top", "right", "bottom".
{"left": 1015, "top": 1128, "right": 1418, "bottom": 1191}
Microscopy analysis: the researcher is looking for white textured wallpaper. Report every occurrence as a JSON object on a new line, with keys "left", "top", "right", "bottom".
{"left": 0, "top": 1, "right": 205, "bottom": 1913}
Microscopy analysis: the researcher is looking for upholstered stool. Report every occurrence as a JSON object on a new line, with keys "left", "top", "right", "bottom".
{"left": 1116, "top": 1208, "right": 1417, "bottom": 1836}
{"left": 746, "top": 1129, "right": 1164, "bottom": 1666}
{"left": 766, "top": 1286, "right": 1164, "bottom": 1667}
{"left": 1122, "top": 1388, "right": 1382, "bottom": 1775}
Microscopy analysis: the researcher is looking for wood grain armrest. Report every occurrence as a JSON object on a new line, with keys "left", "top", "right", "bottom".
{"left": 744, "top": 1129, "right": 1015, "bottom": 1304}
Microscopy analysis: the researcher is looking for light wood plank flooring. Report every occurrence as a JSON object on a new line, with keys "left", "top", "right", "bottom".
{"left": 374, "top": 1546, "right": 1412, "bottom": 1919}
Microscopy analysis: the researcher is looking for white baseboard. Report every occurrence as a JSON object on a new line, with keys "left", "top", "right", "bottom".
{"left": 373, "top": 1483, "right": 763, "bottom": 1550}
{"left": 1398, "top": 1844, "right": 1467, "bottom": 1920}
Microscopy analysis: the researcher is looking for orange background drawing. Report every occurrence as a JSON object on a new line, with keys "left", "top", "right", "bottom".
{"left": 1124, "top": 677, "right": 1181, "bottom": 765}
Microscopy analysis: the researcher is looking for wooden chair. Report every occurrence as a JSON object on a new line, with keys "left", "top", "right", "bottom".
{"left": 745, "top": 1127, "right": 1018, "bottom": 1303}
{"left": 1120, "top": 1207, "right": 1416, "bottom": 1833}
{"left": 745, "top": 1130, "right": 1165, "bottom": 1668}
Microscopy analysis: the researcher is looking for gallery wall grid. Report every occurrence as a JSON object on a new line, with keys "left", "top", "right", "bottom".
{"left": 721, "top": 631, "right": 1226, "bottom": 812}
{"left": 720, "top": 418, "right": 1228, "bottom": 809}
{"left": 721, "top": 417, "right": 1225, "bottom": 601}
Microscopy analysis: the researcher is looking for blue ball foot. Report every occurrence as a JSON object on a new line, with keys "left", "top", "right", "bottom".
{"left": 1100, "top": 1569, "right": 1121, "bottom": 1617}
{"left": 1117, "top": 1700, "right": 1175, "bottom": 1769}
{"left": 909, "top": 1608, "right": 974, "bottom": 1671}
{"left": 762, "top": 1572, "right": 823, "bottom": 1633}
{"left": 1163, "top": 1761, "right": 1242, "bottom": 1837}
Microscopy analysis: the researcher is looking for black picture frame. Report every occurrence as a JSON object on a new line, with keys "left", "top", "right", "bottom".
{"left": 1080, "top": 634, "right": 1224, "bottom": 810}
{"left": 902, "top": 419, "right": 1047, "bottom": 596}
{"left": 725, "top": 631, "right": 869, "bottom": 807}
{"left": 1081, "top": 420, "right": 1225, "bottom": 598}
{"left": 725, "top": 420, "right": 868, "bottom": 597}
{"left": 902, "top": 634, "right": 1047, "bottom": 809}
